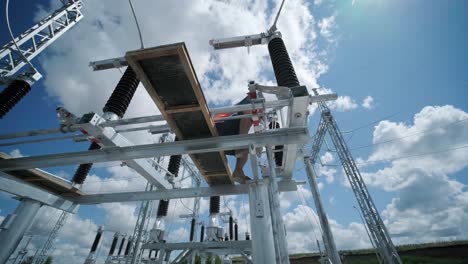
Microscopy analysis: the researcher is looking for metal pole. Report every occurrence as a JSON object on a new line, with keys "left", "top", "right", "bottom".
{"left": 0, "top": 198, "right": 42, "bottom": 263}
{"left": 247, "top": 181, "right": 276, "bottom": 263}
{"left": 265, "top": 146, "right": 290, "bottom": 264}
{"left": 304, "top": 158, "right": 342, "bottom": 264}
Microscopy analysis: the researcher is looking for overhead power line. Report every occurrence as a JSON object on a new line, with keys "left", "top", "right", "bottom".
{"left": 5, "top": 0, "right": 38, "bottom": 73}
{"left": 128, "top": 0, "right": 144, "bottom": 49}
{"left": 349, "top": 117, "right": 468, "bottom": 151}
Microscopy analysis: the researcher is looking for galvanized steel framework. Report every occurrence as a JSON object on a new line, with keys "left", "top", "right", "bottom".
{"left": 0, "top": 0, "right": 83, "bottom": 83}
{"left": 0, "top": 3, "right": 402, "bottom": 262}
{"left": 0, "top": 87, "right": 402, "bottom": 264}
{"left": 310, "top": 89, "right": 402, "bottom": 264}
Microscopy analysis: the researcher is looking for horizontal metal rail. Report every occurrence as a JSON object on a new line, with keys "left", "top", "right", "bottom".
{"left": 0, "top": 127, "right": 309, "bottom": 171}
{"left": 73, "top": 180, "right": 300, "bottom": 204}
{"left": 0, "top": 173, "right": 77, "bottom": 212}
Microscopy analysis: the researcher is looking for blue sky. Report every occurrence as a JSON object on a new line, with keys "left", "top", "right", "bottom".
{"left": 1, "top": 0, "right": 467, "bottom": 262}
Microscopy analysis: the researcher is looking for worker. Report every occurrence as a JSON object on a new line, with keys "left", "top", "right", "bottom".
{"left": 214, "top": 96, "right": 253, "bottom": 183}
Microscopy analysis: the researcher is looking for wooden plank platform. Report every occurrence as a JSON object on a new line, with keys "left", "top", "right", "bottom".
{"left": 0, "top": 153, "right": 83, "bottom": 197}
{"left": 126, "top": 43, "right": 233, "bottom": 186}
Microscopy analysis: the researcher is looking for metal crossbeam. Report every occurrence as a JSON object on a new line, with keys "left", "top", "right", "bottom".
{"left": 0, "top": 127, "right": 309, "bottom": 171}
{"left": 142, "top": 240, "right": 251, "bottom": 252}
{"left": 0, "top": 173, "right": 77, "bottom": 212}
{"left": 78, "top": 113, "right": 172, "bottom": 189}
{"left": 73, "top": 180, "right": 300, "bottom": 205}
{"left": 0, "top": 1, "right": 83, "bottom": 80}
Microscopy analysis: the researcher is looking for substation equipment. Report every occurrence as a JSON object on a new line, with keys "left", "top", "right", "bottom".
{"left": 0, "top": 1, "right": 402, "bottom": 264}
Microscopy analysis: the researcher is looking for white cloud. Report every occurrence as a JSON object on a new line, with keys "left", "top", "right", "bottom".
{"left": 8, "top": 149, "right": 24, "bottom": 158}
{"left": 329, "top": 95, "right": 358, "bottom": 112}
{"left": 24, "top": 206, "right": 99, "bottom": 264}
{"left": 364, "top": 105, "right": 468, "bottom": 190}
{"left": 360, "top": 105, "right": 468, "bottom": 243}
{"left": 284, "top": 204, "right": 371, "bottom": 252}
{"left": 318, "top": 152, "right": 337, "bottom": 183}
{"left": 361, "top": 95, "right": 374, "bottom": 109}
{"left": 318, "top": 15, "right": 337, "bottom": 43}
{"left": 36, "top": 0, "right": 331, "bottom": 119}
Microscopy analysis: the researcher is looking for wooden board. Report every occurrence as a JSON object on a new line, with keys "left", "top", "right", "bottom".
{"left": 0, "top": 153, "right": 83, "bottom": 197}
{"left": 126, "top": 43, "right": 233, "bottom": 186}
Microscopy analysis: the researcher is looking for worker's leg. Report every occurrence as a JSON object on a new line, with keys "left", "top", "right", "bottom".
{"left": 233, "top": 114, "right": 252, "bottom": 183}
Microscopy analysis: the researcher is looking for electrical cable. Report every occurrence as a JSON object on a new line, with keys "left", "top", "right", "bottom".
{"left": 317, "top": 144, "right": 468, "bottom": 167}
{"left": 345, "top": 111, "right": 402, "bottom": 134}
{"left": 297, "top": 186, "right": 324, "bottom": 237}
{"left": 240, "top": 195, "right": 249, "bottom": 233}
{"left": 5, "top": 0, "right": 38, "bottom": 73}
{"left": 296, "top": 188, "right": 321, "bottom": 243}
{"left": 179, "top": 198, "right": 194, "bottom": 214}
{"left": 127, "top": 0, "right": 144, "bottom": 49}
{"left": 166, "top": 199, "right": 179, "bottom": 240}
{"left": 356, "top": 144, "right": 468, "bottom": 165}
{"left": 348, "top": 117, "right": 468, "bottom": 151}
{"left": 269, "top": 0, "right": 287, "bottom": 33}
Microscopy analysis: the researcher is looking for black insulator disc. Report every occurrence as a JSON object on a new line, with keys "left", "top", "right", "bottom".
{"left": 234, "top": 223, "right": 238, "bottom": 241}
{"left": 268, "top": 37, "right": 300, "bottom": 88}
{"left": 0, "top": 80, "right": 31, "bottom": 118}
{"left": 124, "top": 239, "right": 132, "bottom": 256}
{"left": 229, "top": 216, "right": 234, "bottom": 241}
{"left": 167, "top": 154, "right": 182, "bottom": 177}
{"left": 109, "top": 236, "right": 118, "bottom": 256}
{"left": 118, "top": 237, "right": 126, "bottom": 255}
{"left": 102, "top": 66, "right": 139, "bottom": 118}
{"left": 90, "top": 230, "right": 103, "bottom": 253}
{"left": 157, "top": 200, "right": 170, "bottom": 217}
{"left": 209, "top": 196, "right": 220, "bottom": 214}
{"left": 200, "top": 225, "right": 205, "bottom": 242}
{"left": 189, "top": 218, "right": 196, "bottom": 242}
{"left": 268, "top": 121, "right": 284, "bottom": 166}
{"left": 71, "top": 142, "right": 101, "bottom": 184}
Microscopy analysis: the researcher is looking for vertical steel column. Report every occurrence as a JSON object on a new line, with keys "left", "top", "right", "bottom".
{"left": 248, "top": 181, "right": 276, "bottom": 263}
{"left": 0, "top": 198, "right": 41, "bottom": 263}
{"left": 304, "top": 158, "right": 342, "bottom": 264}
{"left": 265, "top": 146, "right": 290, "bottom": 264}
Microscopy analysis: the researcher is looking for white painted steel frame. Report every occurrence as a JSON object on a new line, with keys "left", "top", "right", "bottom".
{"left": 74, "top": 180, "right": 299, "bottom": 205}
{"left": 0, "top": 1, "right": 83, "bottom": 80}
{"left": 77, "top": 113, "right": 171, "bottom": 189}
{"left": 247, "top": 181, "right": 276, "bottom": 263}
{"left": 304, "top": 158, "right": 342, "bottom": 264}
{"left": 0, "top": 127, "right": 309, "bottom": 171}
{"left": 0, "top": 199, "right": 42, "bottom": 264}
{"left": 0, "top": 172, "right": 77, "bottom": 212}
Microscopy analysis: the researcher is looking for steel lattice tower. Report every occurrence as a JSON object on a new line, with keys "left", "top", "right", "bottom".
{"left": 311, "top": 90, "right": 402, "bottom": 264}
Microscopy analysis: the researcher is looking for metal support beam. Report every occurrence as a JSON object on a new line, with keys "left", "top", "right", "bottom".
{"left": 74, "top": 180, "right": 300, "bottom": 205}
{"left": 142, "top": 240, "right": 251, "bottom": 252}
{"left": 248, "top": 181, "right": 276, "bottom": 263}
{"left": 0, "top": 127, "right": 309, "bottom": 171}
{"left": 0, "top": 199, "right": 42, "bottom": 263}
{"left": 78, "top": 113, "right": 171, "bottom": 189}
{"left": 0, "top": 172, "right": 77, "bottom": 213}
{"left": 304, "top": 158, "right": 342, "bottom": 264}
{"left": 266, "top": 146, "right": 290, "bottom": 264}
{"left": 282, "top": 95, "right": 310, "bottom": 179}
